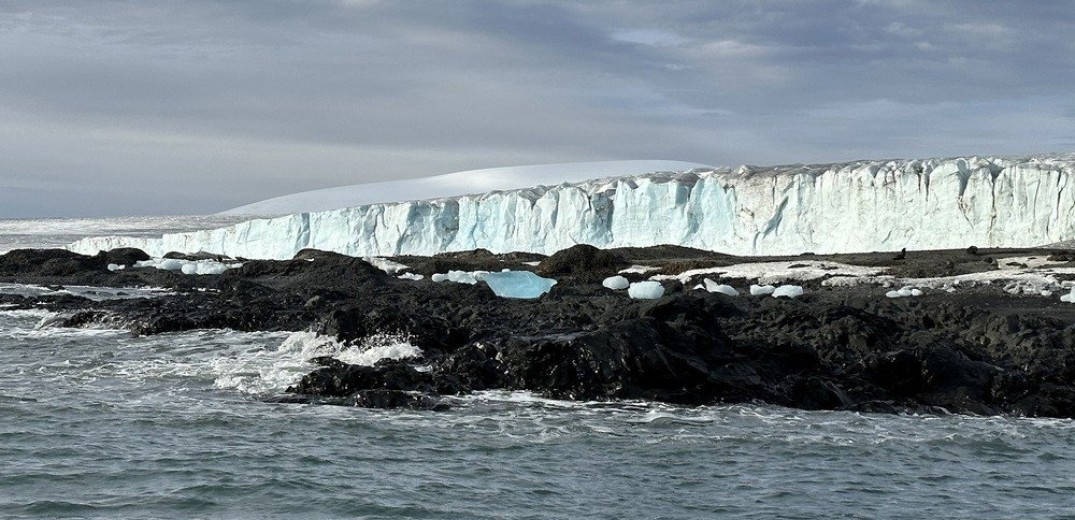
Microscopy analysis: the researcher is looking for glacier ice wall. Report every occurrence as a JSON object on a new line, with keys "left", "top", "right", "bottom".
{"left": 68, "top": 155, "right": 1075, "bottom": 259}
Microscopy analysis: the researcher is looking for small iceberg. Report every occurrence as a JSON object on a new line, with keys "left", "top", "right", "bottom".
{"left": 628, "top": 281, "right": 665, "bottom": 300}
{"left": 480, "top": 271, "right": 557, "bottom": 299}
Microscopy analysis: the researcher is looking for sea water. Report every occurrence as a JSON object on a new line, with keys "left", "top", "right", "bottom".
{"left": 2, "top": 219, "right": 1075, "bottom": 519}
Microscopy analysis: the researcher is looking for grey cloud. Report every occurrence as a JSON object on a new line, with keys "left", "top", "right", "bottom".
{"left": 1, "top": 0, "right": 1073, "bottom": 217}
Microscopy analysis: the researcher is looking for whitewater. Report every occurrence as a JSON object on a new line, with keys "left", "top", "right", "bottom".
{"left": 3, "top": 305, "right": 1075, "bottom": 519}
{"left": 68, "top": 155, "right": 1075, "bottom": 259}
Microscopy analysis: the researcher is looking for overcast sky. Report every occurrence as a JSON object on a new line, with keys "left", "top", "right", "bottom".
{"left": 2, "top": 0, "right": 1074, "bottom": 217}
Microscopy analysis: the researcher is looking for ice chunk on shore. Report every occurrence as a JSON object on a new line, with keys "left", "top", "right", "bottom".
{"left": 107, "top": 263, "right": 125, "bottom": 272}
{"left": 430, "top": 270, "right": 481, "bottom": 284}
{"left": 772, "top": 285, "right": 804, "bottom": 298}
{"left": 398, "top": 272, "right": 424, "bottom": 281}
{"left": 750, "top": 284, "right": 776, "bottom": 296}
{"left": 1061, "top": 288, "right": 1075, "bottom": 303}
{"left": 481, "top": 271, "right": 557, "bottom": 299}
{"left": 135, "top": 258, "right": 240, "bottom": 275}
{"left": 602, "top": 275, "right": 630, "bottom": 290}
{"left": 628, "top": 281, "right": 665, "bottom": 300}
{"left": 703, "top": 278, "right": 738, "bottom": 296}
{"left": 886, "top": 286, "right": 924, "bottom": 298}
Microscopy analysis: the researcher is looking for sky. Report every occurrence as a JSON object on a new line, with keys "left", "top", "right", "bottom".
{"left": 2, "top": 0, "right": 1074, "bottom": 218}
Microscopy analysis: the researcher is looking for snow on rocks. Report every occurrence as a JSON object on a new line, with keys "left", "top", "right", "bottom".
{"left": 481, "top": 271, "right": 557, "bottom": 299}
{"left": 602, "top": 275, "right": 630, "bottom": 290}
{"left": 656, "top": 261, "right": 884, "bottom": 286}
{"left": 702, "top": 278, "right": 738, "bottom": 296}
{"left": 628, "top": 281, "right": 665, "bottom": 300}
{"left": 365, "top": 257, "right": 409, "bottom": 274}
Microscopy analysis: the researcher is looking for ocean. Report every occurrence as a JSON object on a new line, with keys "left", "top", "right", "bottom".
{"left": 2, "top": 218, "right": 1075, "bottom": 519}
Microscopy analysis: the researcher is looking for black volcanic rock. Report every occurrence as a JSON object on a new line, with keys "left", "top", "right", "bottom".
{"left": 536, "top": 244, "right": 628, "bottom": 281}
{"left": 10, "top": 244, "right": 1075, "bottom": 417}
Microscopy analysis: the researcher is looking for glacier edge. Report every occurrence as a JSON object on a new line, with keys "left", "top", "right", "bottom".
{"left": 67, "top": 155, "right": 1075, "bottom": 259}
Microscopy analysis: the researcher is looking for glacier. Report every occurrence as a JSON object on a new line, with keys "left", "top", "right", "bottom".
{"left": 68, "top": 155, "right": 1075, "bottom": 259}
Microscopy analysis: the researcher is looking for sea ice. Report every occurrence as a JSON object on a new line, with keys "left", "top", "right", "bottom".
{"left": 480, "top": 271, "right": 557, "bottom": 299}
{"left": 602, "top": 275, "right": 630, "bottom": 290}
{"left": 772, "top": 285, "right": 804, "bottom": 298}
{"left": 628, "top": 281, "right": 665, "bottom": 300}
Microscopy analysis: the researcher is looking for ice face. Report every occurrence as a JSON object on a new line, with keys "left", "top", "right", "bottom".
{"left": 68, "top": 155, "right": 1075, "bottom": 259}
{"left": 480, "top": 271, "right": 557, "bottom": 299}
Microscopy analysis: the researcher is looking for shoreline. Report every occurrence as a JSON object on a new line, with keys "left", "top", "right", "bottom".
{"left": 3, "top": 244, "right": 1075, "bottom": 418}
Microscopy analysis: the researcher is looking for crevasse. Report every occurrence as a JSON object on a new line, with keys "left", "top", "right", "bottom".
{"left": 67, "top": 155, "right": 1075, "bottom": 259}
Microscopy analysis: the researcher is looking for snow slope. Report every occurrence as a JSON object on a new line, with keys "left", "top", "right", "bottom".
{"left": 222, "top": 161, "right": 710, "bottom": 215}
{"left": 68, "top": 155, "right": 1075, "bottom": 259}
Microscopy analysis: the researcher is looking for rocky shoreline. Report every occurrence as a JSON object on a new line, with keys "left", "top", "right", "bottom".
{"left": 3, "top": 245, "right": 1075, "bottom": 418}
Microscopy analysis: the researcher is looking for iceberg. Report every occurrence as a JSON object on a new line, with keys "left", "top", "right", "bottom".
{"left": 68, "top": 155, "right": 1075, "bottom": 260}
{"left": 480, "top": 271, "right": 557, "bottom": 299}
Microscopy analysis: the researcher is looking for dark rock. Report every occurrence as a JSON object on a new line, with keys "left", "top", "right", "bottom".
{"left": 537, "top": 244, "right": 628, "bottom": 281}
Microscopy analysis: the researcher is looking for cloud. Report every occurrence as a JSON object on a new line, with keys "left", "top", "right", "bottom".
{"left": 1, "top": 0, "right": 1073, "bottom": 217}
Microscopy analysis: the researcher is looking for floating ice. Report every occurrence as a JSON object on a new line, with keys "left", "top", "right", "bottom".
{"left": 602, "top": 275, "right": 630, "bottom": 290}
{"left": 480, "top": 270, "right": 557, "bottom": 299}
{"left": 702, "top": 278, "right": 738, "bottom": 296}
{"left": 750, "top": 284, "right": 776, "bottom": 296}
{"left": 628, "top": 281, "right": 665, "bottom": 300}
{"left": 772, "top": 285, "right": 804, "bottom": 299}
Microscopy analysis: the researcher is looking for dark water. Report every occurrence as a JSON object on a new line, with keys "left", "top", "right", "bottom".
{"left": 3, "top": 306, "right": 1075, "bottom": 520}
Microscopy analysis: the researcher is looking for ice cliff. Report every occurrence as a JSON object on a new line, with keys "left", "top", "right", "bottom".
{"left": 68, "top": 155, "right": 1075, "bottom": 259}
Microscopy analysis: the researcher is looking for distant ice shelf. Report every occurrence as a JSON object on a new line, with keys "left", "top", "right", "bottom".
{"left": 67, "top": 155, "right": 1075, "bottom": 259}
